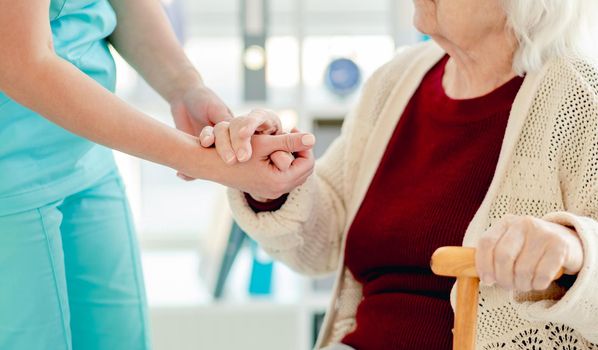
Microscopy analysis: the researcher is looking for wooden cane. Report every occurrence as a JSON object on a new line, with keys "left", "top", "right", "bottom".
{"left": 430, "top": 247, "right": 564, "bottom": 350}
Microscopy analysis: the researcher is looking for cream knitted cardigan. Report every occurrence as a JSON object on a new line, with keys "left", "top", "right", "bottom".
{"left": 228, "top": 42, "right": 598, "bottom": 349}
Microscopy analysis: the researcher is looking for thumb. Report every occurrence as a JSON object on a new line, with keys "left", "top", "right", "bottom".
{"left": 252, "top": 133, "right": 316, "bottom": 156}
{"left": 270, "top": 151, "right": 294, "bottom": 171}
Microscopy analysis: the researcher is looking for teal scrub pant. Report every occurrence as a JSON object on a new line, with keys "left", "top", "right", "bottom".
{"left": 0, "top": 172, "right": 150, "bottom": 350}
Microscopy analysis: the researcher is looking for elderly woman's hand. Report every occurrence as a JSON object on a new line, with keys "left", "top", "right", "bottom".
{"left": 211, "top": 133, "right": 316, "bottom": 200}
{"left": 475, "top": 215, "right": 584, "bottom": 292}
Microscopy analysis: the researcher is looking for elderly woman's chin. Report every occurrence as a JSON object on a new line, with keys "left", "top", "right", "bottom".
{"left": 412, "top": 2, "right": 437, "bottom": 35}
{"left": 413, "top": 16, "right": 435, "bottom": 36}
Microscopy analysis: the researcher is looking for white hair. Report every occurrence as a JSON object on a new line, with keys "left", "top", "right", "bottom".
{"left": 502, "top": 0, "right": 598, "bottom": 75}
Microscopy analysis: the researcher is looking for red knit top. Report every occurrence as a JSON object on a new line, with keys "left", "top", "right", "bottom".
{"left": 341, "top": 56, "right": 523, "bottom": 350}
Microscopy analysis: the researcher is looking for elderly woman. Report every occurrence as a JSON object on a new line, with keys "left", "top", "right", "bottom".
{"left": 204, "top": 0, "right": 598, "bottom": 349}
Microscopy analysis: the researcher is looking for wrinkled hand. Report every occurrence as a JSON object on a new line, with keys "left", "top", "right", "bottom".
{"left": 201, "top": 108, "right": 316, "bottom": 200}
{"left": 212, "top": 133, "right": 316, "bottom": 200}
{"left": 170, "top": 85, "right": 233, "bottom": 180}
{"left": 200, "top": 109, "right": 300, "bottom": 164}
{"left": 476, "top": 215, "right": 583, "bottom": 292}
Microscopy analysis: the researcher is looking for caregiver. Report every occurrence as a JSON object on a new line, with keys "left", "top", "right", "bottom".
{"left": 0, "top": 0, "right": 315, "bottom": 349}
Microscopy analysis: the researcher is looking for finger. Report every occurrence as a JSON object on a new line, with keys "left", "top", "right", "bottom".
{"left": 513, "top": 237, "right": 547, "bottom": 292}
{"left": 207, "top": 108, "right": 234, "bottom": 126}
{"left": 270, "top": 151, "right": 294, "bottom": 171}
{"left": 532, "top": 244, "right": 566, "bottom": 290}
{"left": 199, "top": 126, "right": 215, "bottom": 148}
{"left": 243, "top": 109, "right": 282, "bottom": 136}
{"left": 232, "top": 110, "right": 283, "bottom": 162}
{"left": 267, "top": 158, "right": 313, "bottom": 197}
{"left": 476, "top": 217, "right": 510, "bottom": 286}
{"left": 213, "top": 122, "right": 236, "bottom": 165}
{"left": 493, "top": 225, "right": 526, "bottom": 290}
{"left": 229, "top": 115, "right": 263, "bottom": 162}
{"left": 252, "top": 133, "right": 316, "bottom": 157}
{"left": 293, "top": 148, "right": 313, "bottom": 163}
{"left": 218, "top": 106, "right": 234, "bottom": 123}
{"left": 288, "top": 150, "right": 315, "bottom": 179}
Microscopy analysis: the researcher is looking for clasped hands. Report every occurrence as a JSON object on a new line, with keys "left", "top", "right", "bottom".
{"left": 168, "top": 84, "right": 314, "bottom": 200}
{"left": 200, "top": 108, "right": 315, "bottom": 201}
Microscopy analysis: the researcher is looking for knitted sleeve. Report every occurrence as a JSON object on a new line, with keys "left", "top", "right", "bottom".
{"left": 512, "top": 60, "right": 598, "bottom": 343}
{"left": 226, "top": 67, "right": 388, "bottom": 276}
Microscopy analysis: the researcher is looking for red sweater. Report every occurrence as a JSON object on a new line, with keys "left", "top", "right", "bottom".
{"left": 341, "top": 56, "right": 523, "bottom": 350}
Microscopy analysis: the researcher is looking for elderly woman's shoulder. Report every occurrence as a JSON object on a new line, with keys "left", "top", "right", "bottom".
{"left": 548, "top": 55, "right": 598, "bottom": 98}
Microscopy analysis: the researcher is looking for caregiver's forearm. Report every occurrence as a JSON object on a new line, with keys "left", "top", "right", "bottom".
{"left": 108, "top": 0, "right": 201, "bottom": 103}
{"left": 0, "top": 0, "right": 217, "bottom": 179}
{"left": 1, "top": 54, "right": 214, "bottom": 179}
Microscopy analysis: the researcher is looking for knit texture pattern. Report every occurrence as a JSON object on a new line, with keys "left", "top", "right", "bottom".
{"left": 228, "top": 42, "right": 598, "bottom": 349}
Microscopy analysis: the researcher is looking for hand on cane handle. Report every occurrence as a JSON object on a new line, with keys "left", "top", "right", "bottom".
{"left": 431, "top": 247, "right": 564, "bottom": 280}
{"left": 430, "top": 247, "right": 564, "bottom": 350}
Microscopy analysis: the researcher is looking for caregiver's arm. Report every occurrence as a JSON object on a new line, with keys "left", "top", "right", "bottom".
{"left": 0, "top": 0, "right": 210, "bottom": 178}
{"left": 0, "top": 0, "right": 313, "bottom": 198}
{"left": 107, "top": 0, "right": 232, "bottom": 136}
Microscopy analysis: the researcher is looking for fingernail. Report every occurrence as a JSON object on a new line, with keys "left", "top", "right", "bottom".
{"left": 239, "top": 127, "right": 248, "bottom": 135}
{"left": 237, "top": 149, "right": 249, "bottom": 162}
{"left": 301, "top": 134, "right": 316, "bottom": 146}
{"left": 225, "top": 152, "right": 236, "bottom": 164}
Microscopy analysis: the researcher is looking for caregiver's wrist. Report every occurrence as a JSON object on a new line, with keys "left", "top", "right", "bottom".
{"left": 171, "top": 132, "right": 214, "bottom": 180}
{"left": 164, "top": 65, "right": 205, "bottom": 104}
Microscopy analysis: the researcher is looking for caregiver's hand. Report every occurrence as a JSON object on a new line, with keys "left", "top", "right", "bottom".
{"left": 210, "top": 134, "right": 316, "bottom": 200}
{"left": 200, "top": 109, "right": 287, "bottom": 164}
{"left": 170, "top": 84, "right": 233, "bottom": 136}
{"left": 169, "top": 85, "right": 233, "bottom": 180}
{"left": 476, "top": 215, "right": 584, "bottom": 292}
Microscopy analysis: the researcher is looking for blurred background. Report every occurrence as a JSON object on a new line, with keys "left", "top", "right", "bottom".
{"left": 112, "top": 1, "right": 422, "bottom": 349}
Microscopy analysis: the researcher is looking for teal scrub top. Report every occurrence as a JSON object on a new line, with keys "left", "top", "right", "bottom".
{"left": 0, "top": 0, "right": 118, "bottom": 216}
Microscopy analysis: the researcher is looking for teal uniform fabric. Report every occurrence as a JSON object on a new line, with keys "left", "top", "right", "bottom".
{"left": 0, "top": 172, "right": 150, "bottom": 350}
{"left": 0, "top": 0, "right": 118, "bottom": 215}
{"left": 0, "top": 1, "right": 150, "bottom": 349}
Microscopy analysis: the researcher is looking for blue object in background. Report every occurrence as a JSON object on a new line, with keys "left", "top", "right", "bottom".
{"left": 325, "top": 58, "right": 362, "bottom": 97}
{"left": 213, "top": 222, "right": 247, "bottom": 298}
{"left": 248, "top": 240, "right": 274, "bottom": 296}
